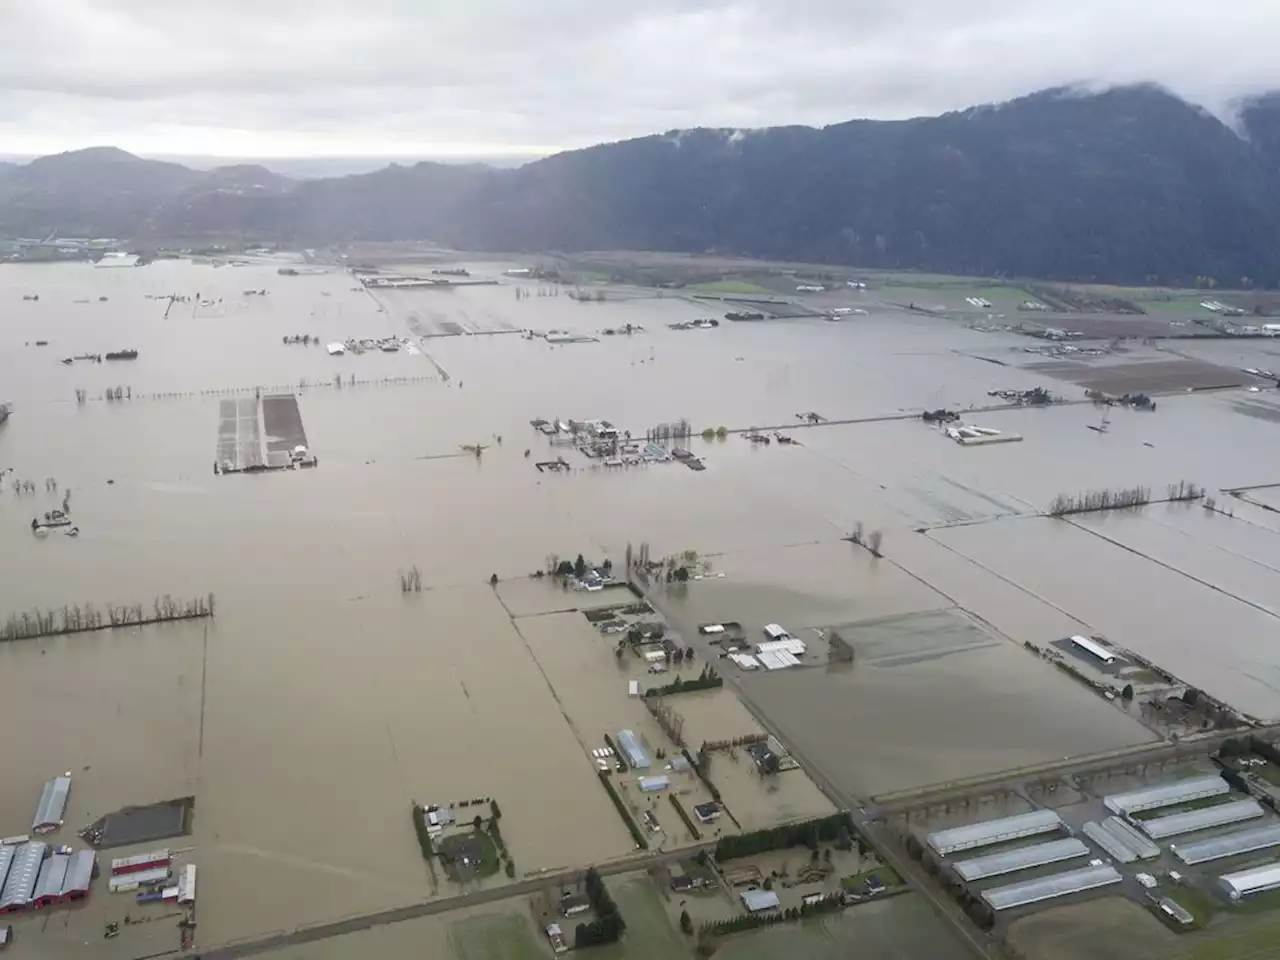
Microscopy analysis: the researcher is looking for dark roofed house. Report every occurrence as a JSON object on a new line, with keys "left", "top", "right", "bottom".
{"left": 560, "top": 893, "right": 591, "bottom": 917}
{"left": 693, "top": 802, "right": 721, "bottom": 824}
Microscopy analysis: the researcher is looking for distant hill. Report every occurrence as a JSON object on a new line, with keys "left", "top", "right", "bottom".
{"left": 5, "top": 85, "right": 1280, "bottom": 285}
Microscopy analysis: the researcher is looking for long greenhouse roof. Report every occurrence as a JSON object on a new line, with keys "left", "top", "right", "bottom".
{"left": 926, "top": 809, "right": 1063, "bottom": 855}
{"left": 1140, "top": 799, "right": 1264, "bottom": 840}
{"left": 1172, "top": 823, "right": 1280, "bottom": 865}
{"left": 953, "top": 838, "right": 1089, "bottom": 881}
{"left": 982, "top": 864, "right": 1122, "bottom": 911}
{"left": 1102, "top": 775, "right": 1227, "bottom": 814}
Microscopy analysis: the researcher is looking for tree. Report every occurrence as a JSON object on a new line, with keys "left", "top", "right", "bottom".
{"left": 674, "top": 566, "right": 690, "bottom": 582}
{"left": 574, "top": 554, "right": 587, "bottom": 579}
{"left": 489, "top": 573, "right": 499, "bottom": 586}
{"left": 1184, "top": 687, "right": 1201, "bottom": 707}
{"left": 868, "top": 530, "right": 884, "bottom": 556}
{"left": 762, "top": 877, "right": 773, "bottom": 891}
{"left": 1121, "top": 683, "right": 1134, "bottom": 700}
{"left": 686, "top": 646, "right": 695, "bottom": 660}
{"left": 556, "top": 560, "right": 575, "bottom": 577}
{"left": 835, "top": 826, "right": 853, "bottom": 851}
{"left": 472, "top": 814, "right": 483, "bottom": 830}
{"left": 505, "top": 860, "right": 515, "bottom": 878}
{"left": 680, "top": 909, "right": 694, "bottom": 935}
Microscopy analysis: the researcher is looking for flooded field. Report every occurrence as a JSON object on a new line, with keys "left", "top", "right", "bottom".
{"left": 932, "top": 513, "right": 1280, "bottom": 719}
{"left": 739, "top": 610, "right": 1154, "bottom": 800}
{"left": 3, "top": 257, "right": 1280, "bottom": 953}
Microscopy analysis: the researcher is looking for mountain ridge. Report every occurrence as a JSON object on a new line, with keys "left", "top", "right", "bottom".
{"left": 6, "top": 84, "right": 1280, "bottom": 284}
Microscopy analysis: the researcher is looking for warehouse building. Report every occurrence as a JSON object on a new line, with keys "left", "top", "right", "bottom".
{"left": 1172, "top": 823, "right": 1280, "bottom": 865}
{"left": 953, "top": 838, "right": 1089, "bottom": 882}
{"left": 1069, "top": 635, "right": 1116, "bottom": 663}
{"left": 1218, "top": 862, "right": 1280, "bottom": 901}
{"left": 31, "top": 777, "right": 71, "bottom": 835}
{"left": 32, "top": 855, "right": 69, "bottom": 908}
{"left": 926, "top": 809, "right": 1064, "bottom": 857}
{"left": 1103, "top": 776, "right": 1228, "bottom": 816}
{"left": 1083, "top": 817, "right": 1161, "bottom": 863}
{"left": 0, "top": 842, "right": 47, "bottom": 913}
{"left": 60, "top": 851, "right": 95, "bottom": 901}
{"left": 1139, "top": 799, "right": 1264, "bottom": 840}
{"left": 615, "top": 730, "right": 650, "bottom": 770}
{"left": 981, "top": 864, "right": 1122, "bottom": 911}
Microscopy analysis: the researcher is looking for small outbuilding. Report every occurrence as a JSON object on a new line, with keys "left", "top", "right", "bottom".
{"left": 740, "top": 888, "right": 781, "bottom": 913}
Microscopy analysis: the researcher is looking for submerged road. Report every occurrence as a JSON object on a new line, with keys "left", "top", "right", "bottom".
{"left": 178, "top": 848, "right": 698, "bottom": 960}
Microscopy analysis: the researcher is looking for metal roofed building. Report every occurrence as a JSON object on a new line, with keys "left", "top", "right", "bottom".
{"left": 953, "top": 838, "right": 1089, "bottom": 882}
{"left": 1139, "top": 799, "right": 1264, "bottom": 840}
{"left": 1172, "top": 823, "right": 1280, "bottom": 865}
{"left": 1103, "top": 775, "right": 1228, "bottom": 816}
{"left": 1158, "top": 898, "right": 1194, "bottom": 926}
{"left": 31, "top": 777, "right": 71, "bottom": 834}
{"left": 177, "top": 864, "right": 197, "bottom": 905}
{"left": 0, "top": 848, "right": 14, "bottom": 894}
{"left": 110, "top": 848, "right": 170, "bottom": 875}
{"left": 1218, "top": 862, "right": 1280, "bottom": 901}
{"left": 926, "top": 809, "right": 1064, "bottom": 856}
{"left": 0, "top": 842, "right": 47, "bottom": 913}
{"left": 1082, "top": 817, "right": 1161, "bottom": 864}
{"left": 60, "top": 851, "right": 95, "bottom": 900}
{"left": 32, "top": 854, "right": 69, "bottom": 908}
{"left": 740, "top": 888, "right": 781, "bottom": 912}
{"left": 981, "top": 864, "right": 1123, "bottom": 911}
{"left": 616, "top": 730, "right": 650, "bottom": 770}
{"left": 1069, "top": 635, "right": 1116, "bottom": 663}
{"left": 108, "top": 866, "right": 169, "bottom": 892}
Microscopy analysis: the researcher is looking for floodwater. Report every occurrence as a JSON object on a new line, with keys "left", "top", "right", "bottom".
{"left": 932, "top": 511, "right": 1280, "bottom": 720}
{"left": 738, "top": 610, "right": 1154, "bottom": 800}
{"left": 3, "top": 258, "right": 1280, "bottom": 950}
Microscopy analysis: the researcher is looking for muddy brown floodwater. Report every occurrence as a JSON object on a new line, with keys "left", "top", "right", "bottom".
{"left": 3, "top": 258, "right": 1280, "bottom": 954}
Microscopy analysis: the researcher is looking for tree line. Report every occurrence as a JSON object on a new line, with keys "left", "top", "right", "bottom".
{"left": 597, "top": 771, "right": 648, "bottom": 850}
{"left": 1, "top": 594, "right": 215, "bottom": 642}
{"left": 714, "top": 812, "right": 855, "bottom": 862}
{"left": 645, "top": 665, "right": 722, "bottom": 698}
{"left": 574, "top": 867, "right": 627, "bottom": 948}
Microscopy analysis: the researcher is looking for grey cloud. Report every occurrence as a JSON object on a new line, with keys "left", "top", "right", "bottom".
{"left": 1, "top": 0, "right": 1278, "bottom": 156}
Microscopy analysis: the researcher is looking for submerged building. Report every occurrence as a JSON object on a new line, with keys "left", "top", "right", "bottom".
{"left": 616, "top": 730, "right": 650, "bottom": 770}
{"left": 31, "top": 777, "right": 71, "bottom": 834}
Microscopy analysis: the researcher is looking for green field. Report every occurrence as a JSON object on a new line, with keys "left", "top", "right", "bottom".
{"left": 713, "top": 895, "right": 972, "bottom": 960}
{"left": 687, "top": 279, "right": 776, "bottom": 295}
{"left": 595, "top": 877, "right": 693, "bottom": 960}
{"left": 448, "top": 911, "right": 546, "bottom": 960}
{"left": 1180, "top": 914, "right": 1280, "bottom": 960}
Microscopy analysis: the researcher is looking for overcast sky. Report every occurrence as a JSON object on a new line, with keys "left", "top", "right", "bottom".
{"left": 2, "top": 0, "right": 1279, "bottom": 159}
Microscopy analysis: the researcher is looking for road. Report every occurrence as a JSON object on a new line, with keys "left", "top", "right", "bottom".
{"left": 181, "top": 848, "right": 697, "bottom": 960}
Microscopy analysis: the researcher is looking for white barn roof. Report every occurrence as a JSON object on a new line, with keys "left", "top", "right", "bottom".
{"left": 1140, "top": 799, "right": 1264, "bottom": 840}
{"left": 953, "top": 838, "right": 1089, "bottom": 882}
{"left": 1172, "top": 823, "right": 1280, "bottom": 865}
{"left": 1102, "top": 775, "right": 1228, "bottom": 815}
{"left": 927, "top": 809, "right": 1063, "bottom": 856}
{"left": 982, "top": 864, "right": 1122, "bottom": 911}
{"left": 1219, "top": 863, "right": 1280, "bottom": 900}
